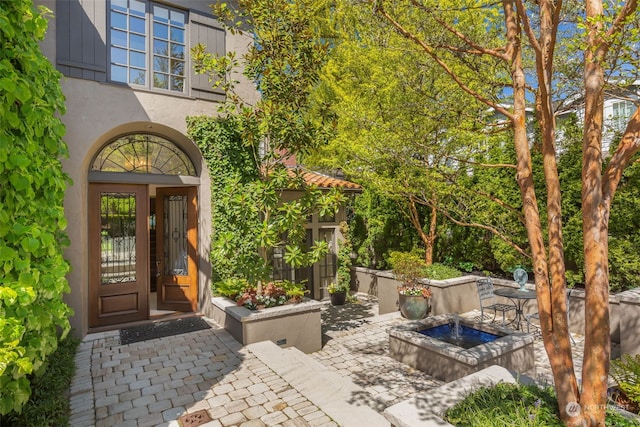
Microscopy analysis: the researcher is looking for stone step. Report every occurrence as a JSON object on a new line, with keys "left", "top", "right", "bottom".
{"left": 247, "top": 340, "right": 389, "bottom": 427}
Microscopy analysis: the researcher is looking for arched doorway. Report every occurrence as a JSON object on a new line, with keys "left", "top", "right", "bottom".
{"left": 88, "top": 133, "right": 200, "bottom": 328}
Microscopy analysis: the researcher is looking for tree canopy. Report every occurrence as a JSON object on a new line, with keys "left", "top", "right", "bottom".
{"left": 305, "top": 0, "right": 640, "bottom": 425}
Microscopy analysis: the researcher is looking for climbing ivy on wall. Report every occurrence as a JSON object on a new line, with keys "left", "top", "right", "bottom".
{"left": 0, "top": 1, "right": 73, "bottom": 415}
{"left": 188, "top": 115, "right": 344, "bottom": 289}
{"left": 187, "top": 115, "right": 265, "bottom": 285}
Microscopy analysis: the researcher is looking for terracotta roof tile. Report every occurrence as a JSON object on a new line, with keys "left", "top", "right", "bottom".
{"left": 286, "top": 168, "right": 362, "bottom": 190}
{"left": 302, "top": 171, "right": 362, "bottom": 190}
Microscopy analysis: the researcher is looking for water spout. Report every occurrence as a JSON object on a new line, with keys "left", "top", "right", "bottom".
{"left": 450, "top": 313, "right": 461, "bottom": 340}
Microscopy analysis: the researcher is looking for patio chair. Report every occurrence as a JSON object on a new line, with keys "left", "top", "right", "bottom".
{"left": 525, "top": 289, "right": 576, "bottom": 344}
{"left": 476, "top": 278, "right": 516, "bottom": 325}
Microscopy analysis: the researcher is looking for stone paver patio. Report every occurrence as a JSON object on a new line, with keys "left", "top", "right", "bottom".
{"left": 69, "top": 294, "right": 585, "bottom": 426}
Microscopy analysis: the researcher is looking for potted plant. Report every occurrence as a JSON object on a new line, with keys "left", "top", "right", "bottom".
{"left": 389, "top": 250, "right": 432, "bottom": 320}
{"left": 326, "top": 282, "right": 347, "bottom": 306}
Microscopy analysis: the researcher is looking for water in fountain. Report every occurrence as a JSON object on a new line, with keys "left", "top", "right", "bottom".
{"left": 421, "top": 314, "right": 501, "bottom": 349}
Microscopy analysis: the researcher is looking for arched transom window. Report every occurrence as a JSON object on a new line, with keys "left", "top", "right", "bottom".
{"left": 92, "top": 134, "right": 196, "bottom": 176}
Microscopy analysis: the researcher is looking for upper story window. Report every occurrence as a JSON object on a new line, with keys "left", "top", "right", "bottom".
{"left": 609, "top": 100, "right": 635, "bottom": 132}
{"left": 109, "top": 0, "right": 186, "bottom": 93}
{"left": 56, "top": 0, "right": 226, "bottom": 100}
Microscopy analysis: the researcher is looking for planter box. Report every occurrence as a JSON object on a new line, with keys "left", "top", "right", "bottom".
{"left": 211, "top": 297, "right": 323, "bottom": 353}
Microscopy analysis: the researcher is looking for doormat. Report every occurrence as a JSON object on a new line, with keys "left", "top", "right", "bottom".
{"left": 120, "top": 317, "right": 211, "bottom": 345}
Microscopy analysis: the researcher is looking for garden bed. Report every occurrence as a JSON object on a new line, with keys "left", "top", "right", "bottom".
{"left": 211, "top": 296, "right": 323, "bottom": 353}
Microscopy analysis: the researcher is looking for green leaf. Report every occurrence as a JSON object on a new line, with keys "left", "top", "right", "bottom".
{"left": 0, "top": 246, "right": 16, "bottom": 261}
{"left": 9, "top": 173, "right": 30, "bottom": 191}
{"left": 20, "top": 237, "right": 40, "bottom": 253}
{"left": 14, "top": 82, "right": 32, "bottom": 103}
{"left": 16, "top": 284, "right": 36, "bottom": 306}
{"left": 11, "top": 223, "right": 30, "bottom": 237}
{"left": 0, "top": 287, "right": 18, "bottom": 305}
{"left": 8, "top": 153, "right": 30, "bottom": 169}
{"left": 0, "top": 77, "right": 14, "bottom": 92}
{"left": 14, "top": 357, "right": 32, "bottom": 375}
{"left": 13, "top": 258, "right": 30, "bottom": 272}
{"left": 0, "top": 393, "right": 14, "bottom": 415}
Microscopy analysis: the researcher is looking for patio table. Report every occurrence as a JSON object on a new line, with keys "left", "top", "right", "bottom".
{"left": 493, "top": 288, "right": 537, "bottom": 331}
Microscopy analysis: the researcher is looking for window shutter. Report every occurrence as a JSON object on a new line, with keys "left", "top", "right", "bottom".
{"left": 189, "top": 11, "right": 226, "bottom": 101}
{"left": 56, "top": 0, "right": 107, "bottom": 82}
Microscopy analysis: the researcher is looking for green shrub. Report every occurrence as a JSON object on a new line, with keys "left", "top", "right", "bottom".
{"left": 2, "top": 334, "right": 79, "bottom": 427}
{"left": 0, "top": 1, "right": 73, "bottom": 415}
{"left": 490, "top": 237, "right": 530, "bottom": 275}
{"left": 389, "top": 251, "right": 461, "bottom": 283}
{"left": 348, "top": 189, "right": 418, "bottom": 269}
{"left": 423, "top": 263, "right": 462, "bottom": 281}
{"left": 214, "top": 277, "right": 251, "bottom": 299}
{"left": 608, "top": 237, "right": 640, "bottom": 293}
{"left": 388, "top": 250, "right": 428, "bottom": 285}
{"left": 445, "top": 382, "right": 640, "bottom": 427}
{"left": 278, "top": 280, "right": 308, "bottom": 300}
{"left": 456, "top": 261, "right": 476, "bottom": 273}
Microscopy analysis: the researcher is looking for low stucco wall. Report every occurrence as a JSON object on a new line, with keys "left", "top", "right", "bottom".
{"left": 352, "top": 267, "right": 630, "bottom": 348}
{"left": 353, "top": 268, "right": 484, "bottom": 316}
{"left": 211, "top": 297, "right": 323, "bottom": 353}
{"left": 618, "top": 289, "right": 640, "bottom": 356}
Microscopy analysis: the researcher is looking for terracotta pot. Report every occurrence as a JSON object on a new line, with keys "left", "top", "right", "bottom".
{"left": 399, "top": 294, "right": 430, "bottom": 320}
{"left": 330, "top": 291, "right": 347, "bottom": 306}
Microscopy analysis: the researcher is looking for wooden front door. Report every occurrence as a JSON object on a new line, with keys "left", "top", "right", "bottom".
{"left": 89, "top": 184, "right": 149, "bottom": 327}
{"left": 156, "top": 187, "right": 198, "bottom": 312}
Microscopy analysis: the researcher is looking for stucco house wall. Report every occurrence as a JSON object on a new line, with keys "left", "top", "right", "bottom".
{"left": 35, "top": 0, "right": 259, "bottom": 336}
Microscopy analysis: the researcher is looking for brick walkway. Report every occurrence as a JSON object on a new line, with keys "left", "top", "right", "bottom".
{"left": 70, "top": 327, "right": 336, "bottom": 427}
{"left": 69, "top": 295, "right": 585, "bottom": 426}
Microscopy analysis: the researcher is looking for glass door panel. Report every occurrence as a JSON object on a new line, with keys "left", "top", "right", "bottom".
{"left": 156, "top": 187, "right": 197, "bottom": 311}
{"left": 89, "top": 184, "right": 148, "bottom": 327}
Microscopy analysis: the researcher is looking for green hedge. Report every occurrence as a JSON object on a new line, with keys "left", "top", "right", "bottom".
{"left": 0, "top": 1, "right": 73, "bottom": 415}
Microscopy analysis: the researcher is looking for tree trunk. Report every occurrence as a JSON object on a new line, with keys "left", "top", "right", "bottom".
{"left": 524, "top": 0, "right": 581, "bottom": 423}
{"left": 425, "top": 202, "right": 437, "bottom": 265}
{"left": 580, "top": 1, "right": 612, "bottom": 424}
{"left": 405, "top": 196, "right": 436, "bottom": 265}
